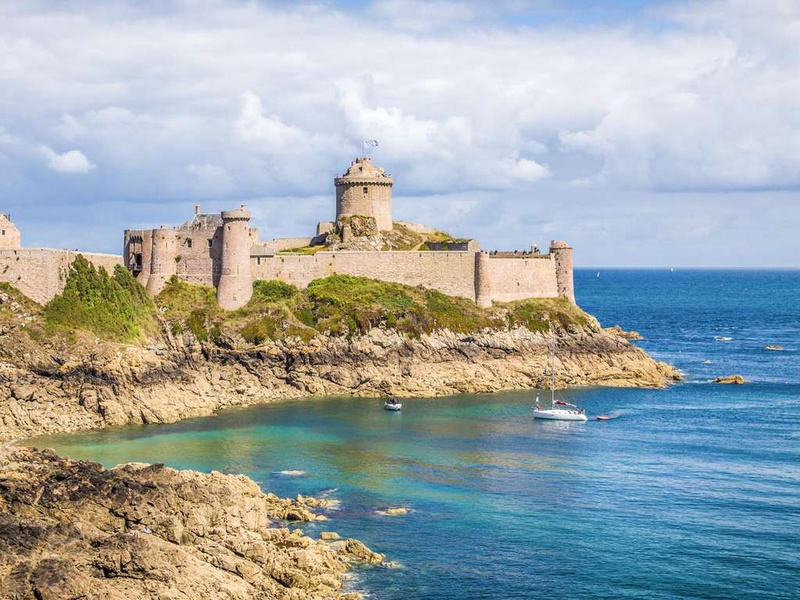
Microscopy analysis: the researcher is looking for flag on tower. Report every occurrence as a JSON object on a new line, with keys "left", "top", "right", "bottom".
{"left": 364, "top": 139, "right": 379, "bottom": 147}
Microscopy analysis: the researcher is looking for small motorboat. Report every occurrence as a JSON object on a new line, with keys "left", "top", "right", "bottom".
{"left": 596, "top": 414, "right": 612, "bottom": 421}
{"left": 384, "top": 398, "right": 402, "bottom": 411}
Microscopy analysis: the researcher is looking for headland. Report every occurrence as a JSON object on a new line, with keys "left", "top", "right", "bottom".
{"left": 0, "top": 157, "right": 680, "bottom": 598}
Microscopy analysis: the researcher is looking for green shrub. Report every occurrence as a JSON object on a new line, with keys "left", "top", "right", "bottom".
{"left": 43, "top": 255, "right": 156, "bottom": 342}
{"left": 186, "top": 309, "right": 210, "bottom": 342}
{"left": 252, "top": 279, "right": 299, "bottom": 302}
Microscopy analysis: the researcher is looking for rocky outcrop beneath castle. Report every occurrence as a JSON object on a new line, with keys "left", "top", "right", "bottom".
{"left": 0, "top": 446, "right": 370, "bottom": 599}
{"left": 0, "top": 321, "right": 680, "bottom": 442}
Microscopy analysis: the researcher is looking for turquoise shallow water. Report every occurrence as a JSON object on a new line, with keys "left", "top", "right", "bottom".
{"left": 28, "top": 269, "right": 800, "bottom": 599}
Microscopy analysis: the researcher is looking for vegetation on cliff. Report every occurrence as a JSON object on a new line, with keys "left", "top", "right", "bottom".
{"left": 43, "top": 255, "right": 156, "bottom": 343}
{"left": 4, "top": 266, "right": 594, "bottom": 349}
{"left": 154, "top": 274, "right": 594, "bottom": 346}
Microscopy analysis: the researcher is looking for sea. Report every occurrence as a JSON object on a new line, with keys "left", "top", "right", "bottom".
{"left": 27, "top": 269, "right": 800, "bottom": 599}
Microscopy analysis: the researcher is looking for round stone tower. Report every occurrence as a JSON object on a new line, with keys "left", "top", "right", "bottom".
{"left": 334, "top": 157, "right": 394, "bottom": 231}
{"left": 550, "top": 240, "right": 575, "bottom": 304}
{"left": 474, "top": 251, "right": 493, "bottom": 308}
{"left": 216, "top": 204, "right": 252, "bottom": 310}
{"left": 145, "top": 227, "right": 177, "bottom": 297}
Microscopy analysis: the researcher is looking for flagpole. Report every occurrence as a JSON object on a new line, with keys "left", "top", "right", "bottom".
{"left": 362, "top": 139, "right": 365, "bottom": 158}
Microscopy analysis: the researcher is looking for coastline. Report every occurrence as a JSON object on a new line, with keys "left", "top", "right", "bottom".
{"left": 0, "top": 446, "right": 379, "bottom": 599}
{"left": 0, "top": 322, "right": 680, "bottom": 443}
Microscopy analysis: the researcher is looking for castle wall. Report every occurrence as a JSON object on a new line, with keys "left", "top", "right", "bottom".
{"left": 252, "top": 251, "right": 478, "bottom": 300}
{"left": 264, "top": 237, "right": 314, "bottom": 252}
{"left": 124, "top": 229, "right": 153, "bottom": 288}
{"left": 483, "top": 255, "right": 559, "bottom": 304}
{"left": 0, "top": 249, "right": 122, "bottom": 305}
{"left": 171, "top": 228, "right": 222, "bottom": 288}
{"left": 0, "top": 215, "right": 21, "bottom": 249}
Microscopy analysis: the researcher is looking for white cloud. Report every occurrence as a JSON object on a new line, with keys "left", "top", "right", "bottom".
{"left": 186, "top": 163, "right": 235, "bottom": 197}
{"left": 40, "top": 146, "right": 95, "bottom": 174}
{"left": 235, "top": 90, "right": 310, "bottom": 147}
{"left": 508, "top": 158, "right": 550, "bottom": 183}
{"left": 0, "top": 1, "right": 797, "bottom": 264}
{"left": 57, "top": 114, "right": 85, "bottom": 141}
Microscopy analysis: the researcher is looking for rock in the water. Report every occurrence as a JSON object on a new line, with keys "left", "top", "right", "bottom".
{"left": 376, "top": 507, "right": 409, "bottom": 516}
{"left": 604, "top": 325, "right": 644, "bottom": 340}
{"left": 715, "top": 375, "right": 746, "bottom": 384}
{"left": 0, "top": 446, "right": 372, "bottom": 600}
{"left": 342, "top": 539, "right": 385, "bottom": 564}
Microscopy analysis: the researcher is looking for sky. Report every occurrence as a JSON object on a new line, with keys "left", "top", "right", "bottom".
{"left": 1, "top": 0, "right": 798, "bottom": 267}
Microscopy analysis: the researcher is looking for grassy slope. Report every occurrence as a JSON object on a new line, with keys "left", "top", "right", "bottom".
{"left": 5, "top": 266, "right": 592, "bottom": 347}
{"left": 156, "top": 274, "right": 593, "bottom": 345}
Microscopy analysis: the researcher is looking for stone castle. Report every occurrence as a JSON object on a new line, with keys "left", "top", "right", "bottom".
{"left": 1, "top": 157, "right": 574, "bottom": 309}
{"left": 123, "top": 156, "right": 574, "bottom": 310}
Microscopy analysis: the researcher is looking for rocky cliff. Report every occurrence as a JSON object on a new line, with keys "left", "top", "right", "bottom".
{"left": 0, "top": 310, "right": 680, "bottom": 442}
{"left": 0, "top": 445, "right": 379, "bottom": 599}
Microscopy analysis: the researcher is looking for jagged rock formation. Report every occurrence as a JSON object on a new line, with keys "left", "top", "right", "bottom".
{"left": 0, "top": 315, "right": 680, "bottom": 441}
{"left": 604, "top": 325, "right": 644, "bottom": 340}
{"left": 0, "top": 446, "right": 377, "bottom": 599}
{"left": 715, "top": 375, "right": 746, "bottom": 384}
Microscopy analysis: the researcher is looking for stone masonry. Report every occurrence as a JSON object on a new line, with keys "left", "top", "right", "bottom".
{"left": 124, "top": 156, "right": 574, "bottom": 310}
{"left": 1, "top": 157, "right": 574, "bottom": 309}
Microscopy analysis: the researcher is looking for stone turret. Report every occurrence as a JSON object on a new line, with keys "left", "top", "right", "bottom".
{"left": 145, "top": 227, "right": 177, "bottom": 297}
{"left": 0, "top": 213, "right": 21, "bottom": 249}
{"left": 550, "top": 240, "right": 575, "bottom": 303}
{"left": 216, "top": 204, "right": 252, "bottom": 310}
{"left": 474, "top": 251, "right": 493, "bottom": 308}
{"left": 335, "top": 157, "right": 394, "bottom": 231}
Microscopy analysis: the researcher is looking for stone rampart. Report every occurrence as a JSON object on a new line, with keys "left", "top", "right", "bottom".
{"left": 265, "top": 237, "right": 314, "bottom": 252}
{"left": 0, "top": 249, "right": 123, "bottom": 304}
{"left": 483, "top": 255, "right": 559, "bottom": 303}
{"left": 253, "top": 251, "right": 478, "bottom": 300}
{"left": 253, "top": 250, "right": 564, "bottom": 305}
{"left": 171, "top": 229, "right": 222, "bottom": 288}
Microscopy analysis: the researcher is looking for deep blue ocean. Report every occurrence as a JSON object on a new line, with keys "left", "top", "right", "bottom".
{"left": 28, "top": 269, "right": 800, "bottom": 599}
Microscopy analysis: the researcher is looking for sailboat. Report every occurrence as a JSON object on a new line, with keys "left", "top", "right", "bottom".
{"left": 533, "top": 337, "right": 587, "bottom": 422}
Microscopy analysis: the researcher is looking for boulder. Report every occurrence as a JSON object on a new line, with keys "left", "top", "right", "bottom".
{"left": 604, "top": 325, "right": 643, "bottom": 340}
{"left": 715, "top": 375, "right": 745, "bottom": 384}
{"left": 342, "top": 539, "right": 385, "bottom": 564}
{"left": 0, "top": 447, "right": 373, "bottom": 600}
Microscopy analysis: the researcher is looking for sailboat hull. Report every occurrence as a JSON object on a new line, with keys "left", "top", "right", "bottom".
{"left": 533, "top": 409, "right": 588, "bottom": 422}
